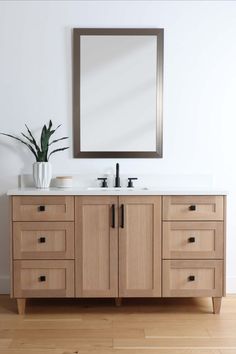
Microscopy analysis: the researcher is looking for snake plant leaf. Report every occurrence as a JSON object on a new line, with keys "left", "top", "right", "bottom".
{"left": 51, "top": 124, "right": 61, "bottom": 134}
{"left": 37, "top": 150, "right": 48, "bottom": 162}
{"left": 21, "top": 132, "right": 37, "bottom": 147}
{"left": 40, "top": 123, "right": 61, "bottom": 161}
{"left": 40, "top": 124, "right": 49, "bottom": 160}
{"left": 40, "top": 125, "right": 47, "bottom": 149}
{"left": 0, "top": 133, "right": 38, "bottom": 161}
{"left": 25, "top": 124, "right": 40, "bottom": 153}
{"left": 49, "top": 137, "right": 68, "bottom": 146}
{"left": 41, "top": 123, "right": 60, "bottom": 150}
{"left": 1, "top": 121, "right": 69, "bottom": 162}
{"left": 48, "top": 146, "right": 69, "bottom": 159}
{"left": 47, "top": 125, "right": 62, "bottom": 140}
{"left": 48, "top": 120, "right": 52, "bottom": 131}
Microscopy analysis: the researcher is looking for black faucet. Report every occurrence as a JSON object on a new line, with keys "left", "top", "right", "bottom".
{"left": 115, "top": 163, "right": 121, "bottom": 188}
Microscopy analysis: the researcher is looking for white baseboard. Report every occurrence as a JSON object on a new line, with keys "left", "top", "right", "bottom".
{"left": 0, "top": 275, "right": 10, "bottom": 294}
{"left": 0, "top": 275, "right": 236, "bottom": 295}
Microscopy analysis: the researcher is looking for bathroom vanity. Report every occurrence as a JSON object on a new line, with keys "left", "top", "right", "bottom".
{"left": 8, "top": 189, "right": 226, "bottom": 315}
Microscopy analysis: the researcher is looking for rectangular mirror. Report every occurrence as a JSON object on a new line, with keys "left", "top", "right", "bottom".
{"left": 73, "top": 28, "right": 163, "bottom": 158}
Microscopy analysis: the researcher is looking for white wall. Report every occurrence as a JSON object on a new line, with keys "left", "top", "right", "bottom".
{"left": 0, "top": 0, "right": 236, "bottom": 293}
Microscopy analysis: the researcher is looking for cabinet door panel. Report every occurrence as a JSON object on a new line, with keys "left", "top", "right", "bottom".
{"left": 119, "top": 196, "right": 161, "bottom": 297}
{"left": 75, "top": 196, "right": 118, "bottom": 297}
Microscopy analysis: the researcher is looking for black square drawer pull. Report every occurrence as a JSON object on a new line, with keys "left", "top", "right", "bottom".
{"left": 38, "top": 237, "right": 46, "bottom": 243}
{"left": 188, "top": 275, "right": 195, "bottom": 281}
{"left": 188, "top": 237, "right": 195, "bottom": 243}
{"left": 189, "top": 205, "right": 196, "bottom": 211}
{"left": 39, "top": 275, "right": 46, "bottom": 282}
{"left": 38, "top": 205, "right": 45, "bottom": 212}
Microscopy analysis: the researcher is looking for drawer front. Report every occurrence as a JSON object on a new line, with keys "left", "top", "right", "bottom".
{"left": 163, "top": 196, "right": 224, "bottom": 221}
{"left": 14, "top": 260, "right": 74, "bottom": 298}
{"left": 163, "top": 222, "right": 224, "bottom": 259}
{"left": 13, "top": 222, "right": 74, "bottom": 259}
{"left": 12, "top": 196, "right": 74, "bottom": 221}
{"left": 162, "top": 260, "right": 223, "bottom": 297}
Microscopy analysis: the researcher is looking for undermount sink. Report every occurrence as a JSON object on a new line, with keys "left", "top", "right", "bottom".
{"left": 87, "top": 187, "right": 149, "bottom": 191}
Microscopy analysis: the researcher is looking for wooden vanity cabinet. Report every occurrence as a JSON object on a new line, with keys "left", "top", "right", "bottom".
{"left": 10, "top": 194, "right": 226, "bottom": 315}
{"left": 75, "top": 196, "right": 161, "bottom": 298}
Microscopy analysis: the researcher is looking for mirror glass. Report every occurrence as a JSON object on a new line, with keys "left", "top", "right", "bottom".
{"left": 73, "top": 29, "right": 163, "bottom": 158}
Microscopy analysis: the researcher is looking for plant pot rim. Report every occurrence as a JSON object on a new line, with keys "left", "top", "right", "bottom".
{"left": 33, "top": 161, "right": 51, "bottom": 164}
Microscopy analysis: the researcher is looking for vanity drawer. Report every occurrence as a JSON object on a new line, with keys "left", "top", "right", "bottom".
{"left": 163, "top": 196, "right": 224, "bottom": 221}
{"left": 13, "top": 260, "right": 74, "bottom": 298}
{"left": 162, "top": 260, "right": 223, "bottom": 297}
{"left": 12, "top": 196, "right": 74, "bottom": 221}
{"left": 162, "top": 222, "right": 224, "bottom": 259}
{"left": 13, "top": 222, "right": 74, "bottom": 259}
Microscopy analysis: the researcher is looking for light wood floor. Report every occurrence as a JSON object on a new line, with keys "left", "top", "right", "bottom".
{"left": 0, "top": 295, "right": 236, "bottom": 354}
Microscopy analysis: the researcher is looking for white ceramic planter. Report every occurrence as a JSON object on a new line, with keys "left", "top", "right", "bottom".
{"left": 33, "top": 162, "right": 52, "bottom": 189}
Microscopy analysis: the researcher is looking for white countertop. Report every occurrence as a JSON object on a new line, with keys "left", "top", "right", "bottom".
{"left": 7, "top": 188, "right": 228, "bottom": 196}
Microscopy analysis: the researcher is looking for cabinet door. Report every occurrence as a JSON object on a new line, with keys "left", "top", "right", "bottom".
{"left": 75, "top": 196, "right": 118, "bottom": 297}
{"left": 119, "top": 196, "right": 161, "bottom": 297}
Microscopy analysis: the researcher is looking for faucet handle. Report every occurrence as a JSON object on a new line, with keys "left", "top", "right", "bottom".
{"left": 97, "top": 178, "right": 108, "bottom": 188}
{"left": 127, "top": 177, "right": 138, "bottom": 188}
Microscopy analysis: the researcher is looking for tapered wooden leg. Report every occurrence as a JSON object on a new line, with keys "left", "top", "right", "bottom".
{"left": 17, "top": 299, "right": 26, "bottom": 315}
{"left": 115, "top": 298, "right": 122, "bottom": 307}
{"left": 212, "top": 297, "right": 222, "bottom": 314}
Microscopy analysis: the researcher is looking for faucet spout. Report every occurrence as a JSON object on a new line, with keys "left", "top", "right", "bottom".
{"left": 115, "top": 163, "right": 121, "bottom": 188}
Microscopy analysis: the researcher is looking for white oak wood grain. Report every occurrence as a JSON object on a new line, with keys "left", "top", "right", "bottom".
{"left": 163, "top": 221, "right": 224, "bottom": 259}
{"left": 163, "top": 196, "right": 224, "bottom": 221}
{"left": 75, "top": 196, "right": 118, "bottom": 297}
{"left": 119, "top": 196, "right": 162, "bottom": 297}
{"left": 14, "top": 260, "right": 74, "bottom": 299}
{"left": 162, "top": 260, "right": 223, "bottom": 297}
{"left": 13, "top": 222, "right": 75, "bottom": 260}
{"left": 12, "top": 196, "right": 74, "bottom": 221}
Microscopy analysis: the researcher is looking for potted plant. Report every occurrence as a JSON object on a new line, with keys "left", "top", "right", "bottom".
{"left": 0, "top": 120, "right": 69, "bottom": 188}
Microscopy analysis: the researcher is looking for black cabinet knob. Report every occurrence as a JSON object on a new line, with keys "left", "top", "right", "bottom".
{"left": 188, "top": 237, "right": 195, "bottom": 243}
{"left": 39, "top": 275, "right": 46, "bottom": 282}
{"left": 188, "top": 275, "right": 195, "bottom": 281}
{"left": 39, "top": 237, "right": 46, "bottom": 243}
{"left": 38, "top": 205, "right": 45, "bottom": 212}
{"left": 189, "top": 205, "right": 196, "bottom": 211}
